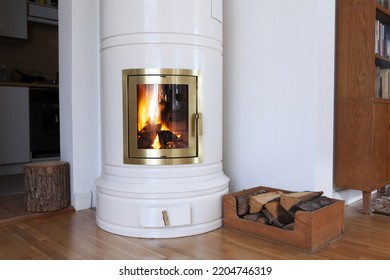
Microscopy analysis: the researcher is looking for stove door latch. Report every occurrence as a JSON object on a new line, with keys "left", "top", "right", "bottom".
{"left": 194, "top": 112, "right": 203, "bottom": 135}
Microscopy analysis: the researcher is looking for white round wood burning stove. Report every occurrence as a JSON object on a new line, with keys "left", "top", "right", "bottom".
{"left": 96, "top": 0, "right": 229, "bottom": 238}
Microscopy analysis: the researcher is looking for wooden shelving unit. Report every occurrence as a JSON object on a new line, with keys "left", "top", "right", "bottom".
{"left": 335, "top": 0, "right": 390, "bottom": 213}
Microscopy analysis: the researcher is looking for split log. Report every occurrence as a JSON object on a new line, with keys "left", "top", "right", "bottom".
{"left": 283, "top": 223, "right": 295, "bottom": 231}
{"left": 236, "top": 194, "right": 250, "bottom": 216}
{"left": 236, "top": 190, "right": 267, "bottom": 216}
{"left": 137, "top": 123, "right": 161, "bottom": 148}
{"left": 264, "top": 201, "right": 284, "bottom": 218}
{"left": 157, "top": 130, "right": 189, "bottom": 149}
{"left": 249, "top": 191, "right": 281, "bottom": 213}
{"left": 292, "top": 196, "right": 333, "bottom": 212}
{"left": 24, "top": 161, "right": 70, "bottom": 212}
{"left": 243, "top": 212, "right": 263, "bottom": 222}
{"left": 256, "top": 217, "right": 267, "bottom": 224}
{"left": 278, "top": 210, "right": 295, "bottom": 225}
{"left": 158, "top": 130, "right": 178, "bottom": 148}
{"left": 166, "top": 139, "right": 188, "bottom": 149}
{"left": 260, "top": 207, "right": 295, "bottom": 228}
{"left": 280, "top": 191, "right": 323, "bottom": 211}
{"left": 261, "top": 208, "right": 285, "bottom": 228}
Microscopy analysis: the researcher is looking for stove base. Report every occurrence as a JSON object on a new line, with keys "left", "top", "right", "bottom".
{"left": 95, "top": 163, "right": 229, "bottom": 238}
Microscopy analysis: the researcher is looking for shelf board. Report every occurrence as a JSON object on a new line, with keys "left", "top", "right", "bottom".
{"left": 375, "top": 54, "right": 390, "bottom": 68}
{"left": 374, "top": 97, "right": 390, "bottom": 104}
{"left": 377, "top": 4, "right": 390, "bottom": 24}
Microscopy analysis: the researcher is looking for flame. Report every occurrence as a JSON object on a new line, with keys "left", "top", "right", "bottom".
{"left": 137, "top": 84, "right": 161, "bottom": 131}
{"left": 151, "top": 134, "right": 160, "bottom": 149}
{"left": 138, "top": 84, "right": 172, "bottom": 149}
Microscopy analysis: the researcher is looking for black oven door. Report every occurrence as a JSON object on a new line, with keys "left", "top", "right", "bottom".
{"left": 29, "top": 88, "right": 60, "bottom": 159}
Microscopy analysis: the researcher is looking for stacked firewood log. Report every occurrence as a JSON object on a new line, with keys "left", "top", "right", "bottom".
{"left": 236, "top": 189, "right": 334, "bottom": 230}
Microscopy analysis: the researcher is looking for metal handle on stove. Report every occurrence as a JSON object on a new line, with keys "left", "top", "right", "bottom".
{"left": 194, "top": 113, "right": 203, "bottom": 135}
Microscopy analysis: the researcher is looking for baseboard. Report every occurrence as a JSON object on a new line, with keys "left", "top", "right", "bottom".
{"left": 73, "top": 190, "right": 92, "bottom": 211}
{"left": 332, "top": 188, "right": 365, "bottom": 205}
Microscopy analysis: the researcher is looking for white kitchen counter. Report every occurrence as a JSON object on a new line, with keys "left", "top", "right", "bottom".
{"left": 0, "top": 82, "right": 58, "bottom": 89}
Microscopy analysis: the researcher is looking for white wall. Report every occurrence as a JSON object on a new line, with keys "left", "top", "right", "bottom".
{"left": 223, "top": 0, "right": 338, "bottom": 197}
{"left": 59, "top": 0, "right": 100, "bottom": 210}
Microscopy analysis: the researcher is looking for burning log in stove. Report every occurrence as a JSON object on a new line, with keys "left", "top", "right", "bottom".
{"left": 137, "top": 123, "right": 162, "bottom": 148}
{"left": 236, "top": 189, "right": 333, "bottom": 230}
{"left": 137, "top": 124, "right": 188, "bottom": 149}
{"left": 158, "top": 130, "right": 188, "bottom": 149}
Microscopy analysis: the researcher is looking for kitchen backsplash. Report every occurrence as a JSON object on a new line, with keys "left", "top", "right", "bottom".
{"left": 0, "top": 22, "right": 58, "bottom": 83}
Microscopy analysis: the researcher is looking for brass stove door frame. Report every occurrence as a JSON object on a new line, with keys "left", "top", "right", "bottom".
{"left": 122, "top": 68, "right": 203, "bottom": 165}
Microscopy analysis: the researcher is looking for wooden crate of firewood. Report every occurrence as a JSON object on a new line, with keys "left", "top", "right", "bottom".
{"left": 223, "top": 186, "right": 345, "bottom": 253}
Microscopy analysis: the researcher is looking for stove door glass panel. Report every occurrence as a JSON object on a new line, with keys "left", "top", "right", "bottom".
{"left": 123, "top": 69, "right": 202, "bottom": 165}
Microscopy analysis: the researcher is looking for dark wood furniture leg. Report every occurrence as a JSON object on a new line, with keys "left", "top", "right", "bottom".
{"left": 362, "top": 191, "right": 372, "bottom": 214}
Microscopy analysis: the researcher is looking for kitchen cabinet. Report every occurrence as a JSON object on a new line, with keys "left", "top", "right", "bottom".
{"left": 28, "top": 2, "right": 58, "bottom": 25}
{"left": 0, "top": 0, "right": 27, "bottom": 39}
{"left": 0, "top": 86, "right": 30, "bottom": 164}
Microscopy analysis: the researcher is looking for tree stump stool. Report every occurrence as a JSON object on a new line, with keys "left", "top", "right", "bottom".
{"left": 24, "top": 161, "right": 70, "bottom": 212}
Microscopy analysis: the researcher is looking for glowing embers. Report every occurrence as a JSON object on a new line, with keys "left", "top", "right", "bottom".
{"left": 137, "top": 84, "right": 189, "bottom": 150}
{"left": 123, "top": 69, "right": 202, "bottom": 165}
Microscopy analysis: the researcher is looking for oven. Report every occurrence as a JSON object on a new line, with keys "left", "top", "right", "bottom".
{"left": 29, "top": 87, "right": 60, "bottom": 159}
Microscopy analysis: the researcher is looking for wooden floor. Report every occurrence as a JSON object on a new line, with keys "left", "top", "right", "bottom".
{"left": 0, "top": 194, "right": 26, "bottom": 220}
{"left": 0, "top": 198, "right": 389, "bottom": 260}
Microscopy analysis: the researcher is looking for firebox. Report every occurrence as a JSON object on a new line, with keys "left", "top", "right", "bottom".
{"left": 122, "top": 68, "right": 203, "bottom": 165}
